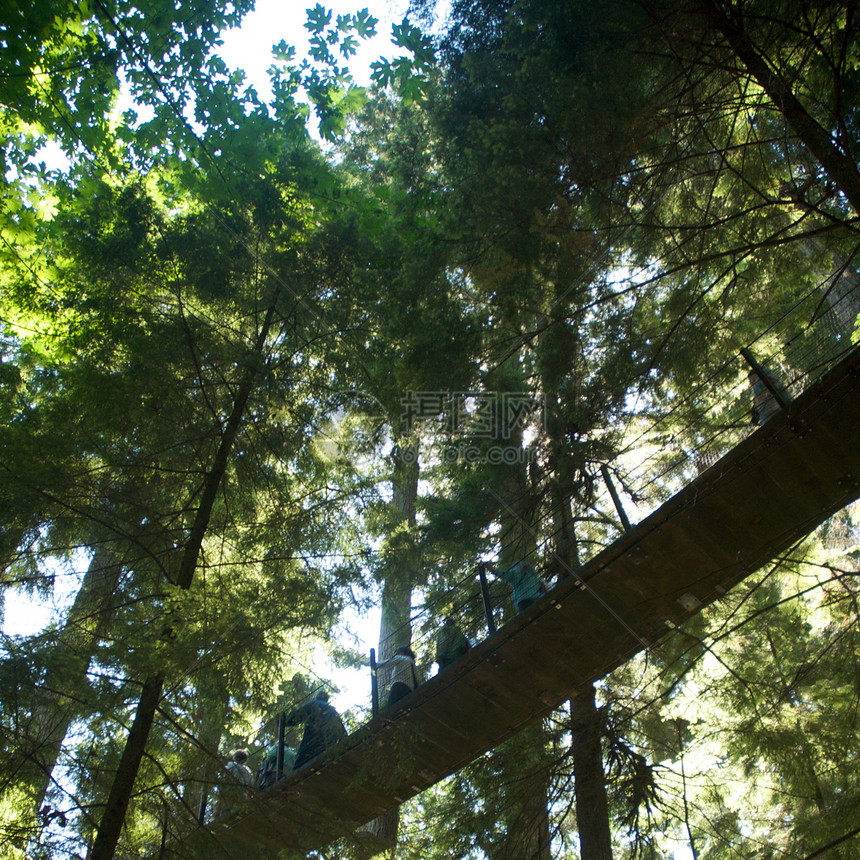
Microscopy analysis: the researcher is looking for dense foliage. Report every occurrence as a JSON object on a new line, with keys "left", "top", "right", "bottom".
{"left": 1, "top": 0, "right": 859, "bottom": 858}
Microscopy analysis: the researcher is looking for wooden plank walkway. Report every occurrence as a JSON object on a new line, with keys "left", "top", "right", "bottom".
{"left": 200, "top": 346, "right": 860, "bottom": 857}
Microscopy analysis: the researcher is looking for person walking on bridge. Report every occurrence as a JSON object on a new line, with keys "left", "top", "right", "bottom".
{"left": 483, "top": 559, "right": 544, "bottom": 613}
{"left": 257, "top": 742, "right": 296, "bottom": 789}
{"left": 376, "top": 645, "right": 421, "bottom": 709}
{"left": 216, "top": 748, "right": 254, "bottom": 817}
{"left": 435, "top": 616, "right": 471, "bottom": 670}
{"left": 285, "top": 690, "right": 346, "bottom": 770}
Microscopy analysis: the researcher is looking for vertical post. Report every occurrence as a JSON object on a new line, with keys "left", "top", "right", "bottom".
{"left": 741, "top": 347, "right": 791, "bottom": 409}
{"left": 276, "top": 712, "right": 286, "bottom": 780}
{"left": 601, "top": 464, "right": 631, "bottom": 532}
{"left": 370, "top": 648, "right": 379, "bottom": 719}
{"left": 197, "top": 790, "right": 208, "bottom": 824}
{"left": 478, "top": 566, "right": 497, "bottom": 635}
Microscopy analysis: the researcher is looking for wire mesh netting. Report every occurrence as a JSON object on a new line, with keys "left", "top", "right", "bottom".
{"left": 199, "top": 279, "right": 860, "bottom": 818}
{"left": 368, "top": 279, "right": 860, "bottom": 717}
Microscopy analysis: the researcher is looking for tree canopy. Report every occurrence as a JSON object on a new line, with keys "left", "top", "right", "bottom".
{"left": 1, "top": 0, "right": 859, "bottom": 858}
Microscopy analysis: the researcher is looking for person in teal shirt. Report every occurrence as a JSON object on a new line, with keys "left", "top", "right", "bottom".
{"left": 257, "top": 742, "right": 296, "bottom": 789}
{"left": 484, "top": 560, "right": 544, "bottom": 613}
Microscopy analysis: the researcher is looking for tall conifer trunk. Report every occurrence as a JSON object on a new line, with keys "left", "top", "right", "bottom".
{"left": 20, "top": 547, "right": 123, "bottom": 811}
{"left": 554, "top": 451, "right": 614, "bottom": 860}
{"left": 89, "top": 673, "right": 165, "bottom": 860}
{"left": 365, "top": 438, "right": 419, "bottom": 853}
{"left": 697, "top": 0, "right": 860, "bottom": 212}
{"left": 182, "top": 672, "right": 229, "bottom": 824}
{"left": 87, "top": 291, "right": 281, "bottom": 858}
{"left": 488, "top": 428, "right": 550, "bottom": 860}
{"left": 543, "top": 361, "right": 613, "bottom": 859}
{"left": 571, "top": 685, "right": 613, "bottom": 860}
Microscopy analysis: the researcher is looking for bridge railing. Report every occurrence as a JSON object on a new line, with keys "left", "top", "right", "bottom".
{"left": 220, "top": 281, "right": 859, "bottom": 805}
{"left": 366, "top": 280, "right": 860, "bottom": 718}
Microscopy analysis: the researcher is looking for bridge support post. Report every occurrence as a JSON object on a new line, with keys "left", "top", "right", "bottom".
{"left": 276, "top": 712, "right": 286, "bottom": 780}
{"left": 601, "top": 464, "right": 632, "bottom": 532}
{"left": 741, "top": 347, "right": 792, "bottom": 410}
{"left": 370, "top": 648, "right": 379, "bottom": 718}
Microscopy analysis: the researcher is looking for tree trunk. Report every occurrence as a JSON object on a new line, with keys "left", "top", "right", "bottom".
{"left": 20, "top": 547, "right": 123, "bottom": 809}
{"left": 181, "top": 672, "right": 229, "bottom": 825}
{"left": 548, "top": 415, "right": 613, "bottom": 860}
{"left": 571, "top": 685, "right": 613, "bottom": 860}
{"left": 548, "top": 434, "right": 579, "bottom": 582}
{"left": 491, "top": 724, "right": 552, "bottom": 860}
{"left": 364, "top": 438, "right": 419, "bottom": 853}
{"left": 699, "top": 0, "right": 860, "bottom": 214}
{"left": 88, "top": 292, "right": 281, "bottom": 857}
{"left": 89, "top": 673, "right": 165, "bottom": 860}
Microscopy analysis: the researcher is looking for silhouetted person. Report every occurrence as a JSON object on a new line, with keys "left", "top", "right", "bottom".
{"left": 435, "top": 616, "right": 471, "bottom": 670}
{"left": 376, "top": 645, "right": 421, "bottom": 708}
{"left": 285, "top": 690, "right": 346, "bottom": 770}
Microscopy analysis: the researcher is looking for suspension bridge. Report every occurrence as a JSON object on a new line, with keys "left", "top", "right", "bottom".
{"left": 191, "top": 341, "right": 860, "bottom": 857}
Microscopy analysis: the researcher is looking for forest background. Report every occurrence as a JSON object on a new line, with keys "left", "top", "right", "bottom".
{"left": 1, "top": 0, "right": 859, "bottom": 859}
